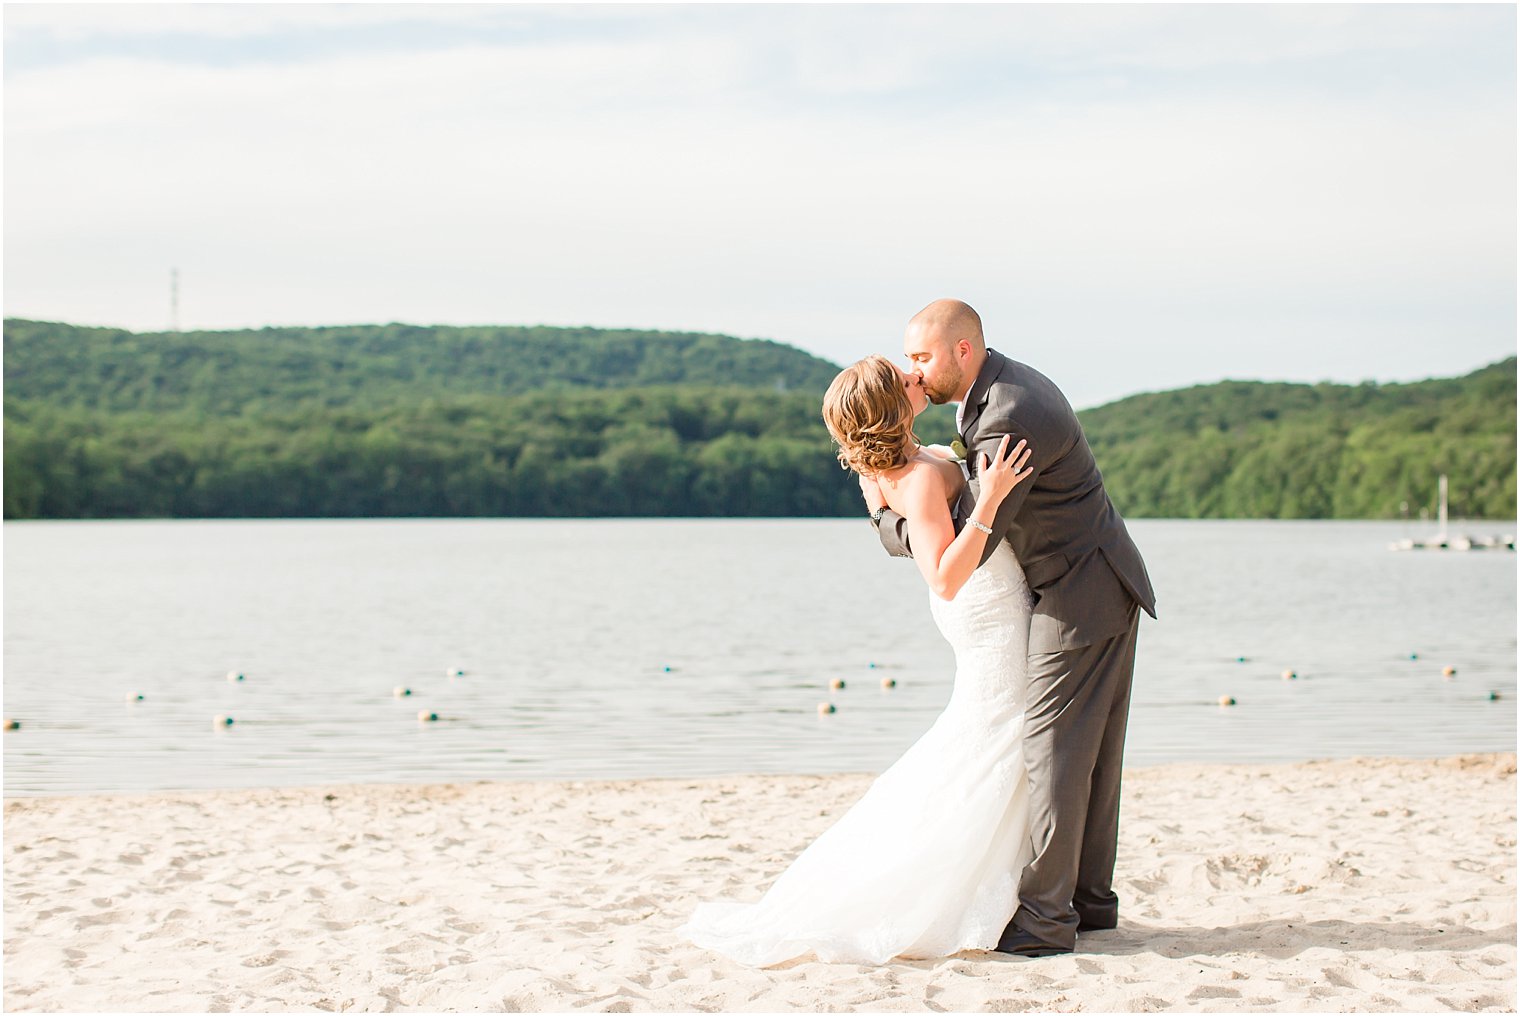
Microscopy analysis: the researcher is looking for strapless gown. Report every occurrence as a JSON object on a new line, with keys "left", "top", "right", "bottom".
{"left": 680, "top": 543, "right": 1035, "bottom": 966}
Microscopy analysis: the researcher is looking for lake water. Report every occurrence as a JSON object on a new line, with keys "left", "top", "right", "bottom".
{"left": 3, "top": 519, "right": 1515, "bottom": 797}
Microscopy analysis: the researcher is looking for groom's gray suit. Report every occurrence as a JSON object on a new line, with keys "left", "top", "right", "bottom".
{"left": 875, "top": 348, "right": 1156, "bottom": 951}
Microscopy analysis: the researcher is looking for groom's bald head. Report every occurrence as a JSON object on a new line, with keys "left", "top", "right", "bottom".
{"left": 904, "top": 299, "right": 986, "bottom": 406}
{"left": 907, "top": 299, "right": 985, "bottom": 353}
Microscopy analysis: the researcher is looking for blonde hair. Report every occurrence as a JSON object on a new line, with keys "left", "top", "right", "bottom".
{"left": 822, "top": 355, "right": 917, "bottom": 477}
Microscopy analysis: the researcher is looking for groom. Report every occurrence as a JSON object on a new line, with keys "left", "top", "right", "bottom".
{"left": 863, "top": 298, "right": 1156, "bottom": 957}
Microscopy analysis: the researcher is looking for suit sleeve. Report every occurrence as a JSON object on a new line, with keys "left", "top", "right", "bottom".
{"left": 876, "top": 509, "right": 914, "bottom": 558}
{"left": 967, "top": 409, "right": 1043, "bottom": 566}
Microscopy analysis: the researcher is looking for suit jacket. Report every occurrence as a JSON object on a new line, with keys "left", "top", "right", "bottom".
{"left": 878, "top": 349, "right": 1156, "bottom": 653}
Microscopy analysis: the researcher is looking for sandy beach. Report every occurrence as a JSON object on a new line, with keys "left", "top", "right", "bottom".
{"left": 4, "top": 754, "right": 1514, "bottom": 1012}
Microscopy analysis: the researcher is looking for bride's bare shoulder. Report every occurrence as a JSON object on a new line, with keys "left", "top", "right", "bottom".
{"left": 881, "top": 456, "right": 953, "bottom": 496}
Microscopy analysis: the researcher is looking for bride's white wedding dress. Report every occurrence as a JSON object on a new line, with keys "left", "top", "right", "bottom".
{"left": 680, "top": 542, "right": 1034, "bottom": 966}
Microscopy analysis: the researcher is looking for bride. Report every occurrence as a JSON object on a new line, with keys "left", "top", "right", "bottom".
{"left": 680, "top": 354, "right": 1037, "bottom": 967}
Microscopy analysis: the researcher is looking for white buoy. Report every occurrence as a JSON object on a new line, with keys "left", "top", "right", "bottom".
{"left": 1218, "top": 695, "right": 1236, "bottom": 707}
{"left": 447, "top": 667, "right": 464, "bottom": 679}
{"left": 126, "top": 693, "right": 144, "bottom": 702}
{"left": 881, "top": 677, "right": 897, "bottom": 690}
{"left": 394, "top": 686, "right": 412, "bottom": 698}
{"left": 1281, "top": 669, "right": 1297, "bottom": 681}
{"left": 227, "top": 671, "right": 244, "bottom": 683}
{"left": 817, "top": 702, "right": 836, "bottom": 715}
{"left": 829, "top": 678, "right": 846, "bottom": 691}
{"left": 418, "top": 710, "right": 438, "bottom": 722}
{"left": 213, "top": 714, "right": 234, "bottom": 727}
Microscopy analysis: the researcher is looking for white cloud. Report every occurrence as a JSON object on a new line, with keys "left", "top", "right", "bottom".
{"left": 4, "top": 4, "right": 1513, "bottom": 405}
{"left": 2, "top": 3, "right": 506, "bottom": 42}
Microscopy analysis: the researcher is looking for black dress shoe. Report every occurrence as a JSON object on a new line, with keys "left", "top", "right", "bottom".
{"left": 993, "top": 926, "right": 1072, "bottom": 957}
{"left": 1077, "top": 915, "right": 1117, "bottom": 934}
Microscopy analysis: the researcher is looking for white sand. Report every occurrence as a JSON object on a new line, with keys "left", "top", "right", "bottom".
{"left": 4, "top": 754, "right": 1515, "bottom": 1013}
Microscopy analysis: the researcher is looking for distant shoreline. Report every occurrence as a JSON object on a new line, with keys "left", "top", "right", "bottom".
{"left": 6, "top": 318, "right": 1513, "bottom": 521}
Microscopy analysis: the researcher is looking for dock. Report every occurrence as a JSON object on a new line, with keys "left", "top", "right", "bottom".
{"left": 1389, "top": 474, "right": 1516, "bottom": 551}
{"left": 1389, "top": 534, "right": 1516, "bottom": 551}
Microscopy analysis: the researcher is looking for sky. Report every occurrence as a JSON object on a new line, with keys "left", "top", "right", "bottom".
{"left": 4, "top": 3, "right": 1515, "bottom": 408}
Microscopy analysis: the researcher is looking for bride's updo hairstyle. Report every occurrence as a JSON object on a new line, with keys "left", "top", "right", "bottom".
{"left": 822, "top": 355, "right": 916, "bottom": 477}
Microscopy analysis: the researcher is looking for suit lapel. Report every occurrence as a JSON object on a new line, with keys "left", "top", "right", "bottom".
{"left": 958, "top": 348, "right": 1006, "bottom": 447}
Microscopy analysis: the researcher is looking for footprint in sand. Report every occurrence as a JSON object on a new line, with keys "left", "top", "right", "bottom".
{"left": 75, "top": 912, "right": 125, "bottom": 928}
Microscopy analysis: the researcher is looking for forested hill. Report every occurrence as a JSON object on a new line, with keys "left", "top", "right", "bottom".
{"left": 2, "top": 317, "right": 1514, "bottom": 520}
{"left": 1, "top": 319, "right": 841, "bottom": 411}
{"left": 2, "top": 318, "right": 885, "bottom": 519}
{"left": 1085, "top": 357, "right": 1516, "bottom": 520}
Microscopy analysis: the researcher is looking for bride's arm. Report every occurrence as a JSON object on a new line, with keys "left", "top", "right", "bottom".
{"left": 891, "top": 437, "right": 1032, "bottom": 601}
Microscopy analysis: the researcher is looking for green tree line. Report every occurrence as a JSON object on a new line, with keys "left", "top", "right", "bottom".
{"left": 1084, "top": 358, "right": 1516, "bottom": 521}
{"left": 2, "top": 319, "right": 841, "bottom": 412}
{"left": 3, "top": 319, "right": 1512, "bottom": 520}
{"left": 3, "top": 387, "right": 958, "bottom": 519}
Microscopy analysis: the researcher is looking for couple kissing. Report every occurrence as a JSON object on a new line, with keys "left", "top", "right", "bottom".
{"left": 682, "top": 298, "right": 1157, "bottom": 965}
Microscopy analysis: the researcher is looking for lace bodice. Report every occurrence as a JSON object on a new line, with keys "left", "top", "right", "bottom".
{"left": 931, "top": 542, "right": 1032, "bottom": 714}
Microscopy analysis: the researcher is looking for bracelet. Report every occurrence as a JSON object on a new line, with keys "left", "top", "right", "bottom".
{"left": 967, "top": 518, "right": 993, "bottom": 535}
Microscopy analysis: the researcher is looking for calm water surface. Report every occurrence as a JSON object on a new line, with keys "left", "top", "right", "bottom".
{"left": 4, "top": 519, "right": 1515, "bottom": 796}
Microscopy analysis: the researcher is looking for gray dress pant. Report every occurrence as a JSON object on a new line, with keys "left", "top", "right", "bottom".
{"left": 1008, "top": 605, "right": 1141, "bottom": 950}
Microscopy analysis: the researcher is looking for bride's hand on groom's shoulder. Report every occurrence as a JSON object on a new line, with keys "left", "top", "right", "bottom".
{"left": 979, "top": 436, "right": 1034, "bottom": 503}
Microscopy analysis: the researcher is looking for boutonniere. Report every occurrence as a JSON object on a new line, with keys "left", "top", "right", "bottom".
{"left": 950, "top": 439, "right": 968, "bottom": 460}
